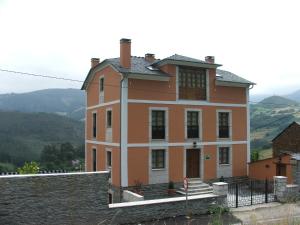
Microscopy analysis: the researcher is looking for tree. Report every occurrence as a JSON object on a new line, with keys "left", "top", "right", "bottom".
{"left": 17, "top": 161, "right": 39, "bottom": 174}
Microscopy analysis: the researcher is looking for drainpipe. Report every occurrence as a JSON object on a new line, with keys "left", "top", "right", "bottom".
{"left": 119, "top": 73, "right": 128, "bottom": 202}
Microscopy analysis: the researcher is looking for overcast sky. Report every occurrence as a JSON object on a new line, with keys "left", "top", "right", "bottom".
{"left": 0, "top": 0, "right": 299, "bottom": 96}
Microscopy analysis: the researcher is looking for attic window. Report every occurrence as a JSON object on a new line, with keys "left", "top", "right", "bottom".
{"left": 147, "top": 66, "right": 159, "bottom": 71}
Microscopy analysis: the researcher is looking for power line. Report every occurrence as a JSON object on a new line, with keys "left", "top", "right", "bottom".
{"left": 1, "top": 67, "right": 299, "bottom": 107}
{"left": 0, "top": 68, "right": 83, "bottom": 83}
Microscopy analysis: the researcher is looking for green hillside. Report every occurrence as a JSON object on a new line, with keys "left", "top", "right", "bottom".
{"left": 0, "top": 111, "right": 84, "bottom": 167}
{"left": 0, "top": 88, "right": 85, "bottom": 121}
{"left": 250, "top": 95, "right": 300, "bottom": 152}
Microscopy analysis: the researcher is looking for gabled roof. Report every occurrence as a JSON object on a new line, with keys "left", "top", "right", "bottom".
{"left": 151, "top": 54, "right": 222, "bottom": 68}
{"left": 216, "top": 69, "right": 255, "bottom": 85}
{"left": 81, "top": 54, "right": 254, "bottom": 90}
{"left": 272, "top": 121, "right": 300, "bottom": 142}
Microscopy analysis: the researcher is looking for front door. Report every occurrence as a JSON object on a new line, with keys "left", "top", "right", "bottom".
{"left": 186, "top": 149, "right": 200, "bottom": 178}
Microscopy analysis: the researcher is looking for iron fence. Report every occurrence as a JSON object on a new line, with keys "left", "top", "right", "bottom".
{"left": 227, "top": 179, "right": 275, "bottom": 208}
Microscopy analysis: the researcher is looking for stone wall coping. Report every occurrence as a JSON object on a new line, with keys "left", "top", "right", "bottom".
{"left": 286, "top": 184, "right": 298, "bottom": 188}
{"left": 0, "top": 171, "right": 109, "bottom": 179}
{"left": 274, "top": 176, "right": 287, "bottom": 179}
{"left": 213, "top": 182, "right": 228, "bottom": 185}
{"left": 109, "top": 193, "right": 218, "bottom": 208}
{"left": 123, "top": 190, "right": 143, "bottom": 198}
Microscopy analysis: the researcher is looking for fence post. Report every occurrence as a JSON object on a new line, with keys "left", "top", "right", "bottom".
{"left": 235, "top": 183, "right": 238, "bottom": 208}
{"left": 250, "top": 180, "right": 253, "bottom": 205}
{"left": 265, "top": 178, "right": 268, "bottom": 203}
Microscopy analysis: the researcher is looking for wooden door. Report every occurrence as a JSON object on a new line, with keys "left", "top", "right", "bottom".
{"left": 186, "top": 149, "right": 200, "bottom": 178}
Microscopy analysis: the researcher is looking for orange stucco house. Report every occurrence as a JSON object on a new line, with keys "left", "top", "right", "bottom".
{"left": 82, "top": 38, "right": 254, "bottom": 202}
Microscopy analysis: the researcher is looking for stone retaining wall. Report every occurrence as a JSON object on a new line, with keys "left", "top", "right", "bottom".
{"left": 0, "top": 172, "right": 226, "bottom": 225}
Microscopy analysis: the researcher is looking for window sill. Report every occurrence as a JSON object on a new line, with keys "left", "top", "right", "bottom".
{"left": 152, "top": 168, "right": 166, "bottom": 171}
{"left": 217, "top": 138, "right": 232, "bottom": 141}
{"left": 185, "top": 138, "right": 201, "bottom": 141}
{"left": 151, "top": 139, "right": 168, "bottom": 142}
{"left": 219, "top": 164, "right": 231, "bottom": 166}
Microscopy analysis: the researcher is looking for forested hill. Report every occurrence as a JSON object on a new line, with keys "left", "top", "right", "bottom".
{"left": 250, "top": 95, "right": 300, "bottom": 151}
{"left": 0, "top": 111, "right": 84, "bottom": 167}
{"left": 0, "top": 88, "right": 85, "bottom": 120}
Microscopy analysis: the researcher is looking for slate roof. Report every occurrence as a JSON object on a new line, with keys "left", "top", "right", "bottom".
{"left": 216, "top": 69, "right": 255, "bottom": 85}
{"left": 153, "top": 54, "right": 210, "bottom": 65}
{"left": 81, "top": 54, "right": 254, "bottom": 89}
{"left": 106, "top": 57, "right": 168, "bottom": 77}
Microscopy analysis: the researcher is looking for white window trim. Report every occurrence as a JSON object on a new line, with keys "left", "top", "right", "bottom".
{"left": 150, "top": 148, "right": 168, "bottom": 170}
{"left": 149, "top": 107, "right": 169, "bottom": 142}
{"left": 106, "top": 148, "right": 112, "bottom": 169}
{"left": 217, "top": 145, "right": 232, "bottom": 166}
{"left": 99, "top": 75, "right": 105, "bottom": 104}
{"left": 185, "top": 108, "right": 202, "bottom": 141}
{"left": 216, "top": 109, "right": 232, "bottom": 141}
{"left": 92, "top": 110, "right": 97, "bottom": 140}
{"left": 175, "top": 66, "right": 210, "bottom": 102}
{"left": 106, "top": 108, "right": 113, "bottom": 129}
{"left": 92, "top": 147, "right": 97, "bottom": 172}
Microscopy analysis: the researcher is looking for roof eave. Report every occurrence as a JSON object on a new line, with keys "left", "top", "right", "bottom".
{"left": 216, "top": 80, "right": 256, "bottom": 88}
{"left": 152, "top": 59, "right": 222, "bottom": 69}
{"left": 81, "top": 60, "right": 120, "bottom": 90}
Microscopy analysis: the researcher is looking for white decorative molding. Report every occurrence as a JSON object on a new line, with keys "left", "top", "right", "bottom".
{"left": 86, "top": 140, "right": 120, "bottom": 147}
{"left": 128, "top": 99, "right": 246, "bottom": 108}
{"left": 127, "top": 140, "right": 247, "bottom": 148}
{"left": 121, "top": 77, "right": 128, "bottom": 187}
{"left": 86, "top": 100, "right": 120, "bottom": 110}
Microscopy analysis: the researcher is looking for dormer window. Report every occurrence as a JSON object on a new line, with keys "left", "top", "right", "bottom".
{"left": 178, "top": 67, "right": 207, "bottom": 100}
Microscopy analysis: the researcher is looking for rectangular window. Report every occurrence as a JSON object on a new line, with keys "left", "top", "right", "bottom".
{"left": 92, "top": 148, "right": 97, "bottom": 171}
{"left": 100, "top": 77, "right": 104, "bottom": 92}
{"left": 218, "top": 112, "right": 230, "bottom": 138}
{"left": 107, "top": 110, "right": 112, "bottom": 128}
{"left": 219, "top": 147, "right": 230, "bottom": 164}
{"left": 92, "top": 112, "right": 97, "bottom": 138}
{"left": 187, "top": 111, "right": 199, "bottom": 139}
{"left": 107, "top": 151, "right": 112, "bottom": 168}
{"left": 152, "top": 149, "right": 165, "bottom": 169}
{"left": 151, "top": 110, "right": 165, "bottom": 140}
{"left": 179, "top": 67, "right": 206, "bottom": 100}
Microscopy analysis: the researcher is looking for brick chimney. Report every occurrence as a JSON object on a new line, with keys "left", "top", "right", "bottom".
{"left": 120, "top": 38, "right": 131, "bottom": 68}
{"left": 145, "top": 53, "right": 155, "bottom": 63}
{"left": 91, "top": 58, "right": 100, "bottom": 68}
{"left": 205, "top": 56, "right": 215, "bottom": 64}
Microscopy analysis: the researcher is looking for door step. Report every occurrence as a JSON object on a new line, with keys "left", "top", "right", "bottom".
{"left": 177, "top": 178, "right": 213, "bottom": 196}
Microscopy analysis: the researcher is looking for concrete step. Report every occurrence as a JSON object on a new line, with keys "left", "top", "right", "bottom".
{"left": 179, "top": 187, "right": 213, "bottom": 193}
{"left": 176, "top": 190, "right": 213, "bottom": 196}
{"left": 187, "top": 183, "right": 210, "bottom": 189}
{"left": 187, "top": 180, "right": 203, "bottom": 185}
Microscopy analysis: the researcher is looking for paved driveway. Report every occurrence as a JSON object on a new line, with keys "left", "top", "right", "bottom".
{"left": 232, "top": 202, "right": 300, "bottom": 224}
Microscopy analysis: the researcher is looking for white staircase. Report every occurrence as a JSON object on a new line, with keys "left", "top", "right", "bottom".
{"left": 177, "top": 178, "right": 213, "bottom": 196}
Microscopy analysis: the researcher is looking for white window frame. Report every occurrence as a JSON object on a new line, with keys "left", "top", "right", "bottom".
{"left": 185, "top": 109, "right": 202, "bottom": 140}
{"left": 106, "top": 148, "right": 112, "bottom": 169}
{"left": 99, "top": 75, "right": 105, "bottom": 104}
{"left": 218, "top": 146, "right": 231, "bottom": 165}
{"left": 216, "top": 109, "right": 232, "bottom": 140}
{"left": 106, "top": 108, "right": 112, "bottom": 129}
{"left": 92, "top": 147, "right": 97, "bottom": 172}
{"left": 92, "top": 110, "right": 97, "bottom": 139}
{"left": 149, "top": 107, "right": 169, "bottom": 142}
{"left": 151, "top": 148, "right": 167, "bottom": 170}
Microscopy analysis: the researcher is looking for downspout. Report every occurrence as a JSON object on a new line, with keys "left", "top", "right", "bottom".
{"left": 119, "top": 73, "right": 127, "bottom": 202}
